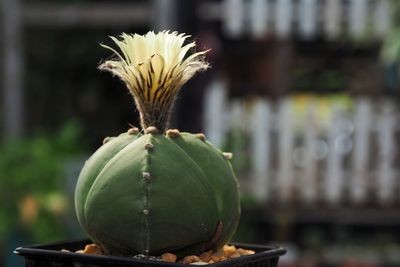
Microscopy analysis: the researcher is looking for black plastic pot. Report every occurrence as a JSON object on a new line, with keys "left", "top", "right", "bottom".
{"left": 15, "top": 239, "right": 286, "bottom": 267}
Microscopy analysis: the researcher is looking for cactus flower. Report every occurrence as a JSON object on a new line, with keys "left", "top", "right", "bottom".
{"left": 99, "top": 31, "right": 209, "bottom": 132}
{"left": 75, "top": 31, "right": 240, "bottom": 258}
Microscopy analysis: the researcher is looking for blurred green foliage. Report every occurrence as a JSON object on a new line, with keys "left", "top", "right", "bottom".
{"left": 381, "top": 0, "right": 400, "bottom": 64}
{"left": 292, "top": 69, "right": 348, "bottom": 93}
{"left": 0, "top": 121, "right": 84, "bottom": 247}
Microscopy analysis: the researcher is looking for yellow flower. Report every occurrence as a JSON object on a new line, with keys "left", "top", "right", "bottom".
{"left": 99, "top": 31, "right": 209, "bottom": 132}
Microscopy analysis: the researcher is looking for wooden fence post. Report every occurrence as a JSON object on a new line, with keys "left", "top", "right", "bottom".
{"left": 277, "top": 98, "right": 295, "bottom": 203}
{"left": 204, "top": 78, "right": 228, "bottom": 149}
{"left": 349, "top": 0, "right": 368, "bottom": 37}
{"left": 351, "top": 98, "right": 371, "bottom": 204}
{"left": 249, "top": 0, "right": 268, "bottom": 39}
{"left": 324, "top": 0, "right": 342, "bottom": 39}
{"left": 376, "top": 99, "right": 397, "bottom": 204}
{"left": 2, "top": 0, "right": 24, "bottom": 138}
{"left": 249, "top": 99, "right": 271, "bottom": 201}
{"left": 275, "top": 0, "right": 293, "bottom": 39}
{"left": 374, "top": 0, "right": 391, "bottom": 38}
{"left": 223, "top": 0, "right": 244, "bottom": 38}
{"left": 300, "top": 104, "right": 318, "bottom": 204}
{"left": 298, "top": 0, "right": 317, "bottom": 39}
{"left": 324, "top": 107, "right": 346, "bottom": 205}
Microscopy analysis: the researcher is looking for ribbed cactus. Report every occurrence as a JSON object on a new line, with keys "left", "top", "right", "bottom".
{"left": 75, "top": 31, "right": 240, "bottom": 257}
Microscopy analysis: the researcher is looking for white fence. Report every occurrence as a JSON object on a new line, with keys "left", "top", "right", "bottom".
{"left": 199, "top": 0, "right": 391, "bottom": 40}
{"left": 204, "top": 78, "right": 400, "bottom": 206}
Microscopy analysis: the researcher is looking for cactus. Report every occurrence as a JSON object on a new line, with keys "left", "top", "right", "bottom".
{"left": 74, "top": 31, "right": 240, "bottom": 257}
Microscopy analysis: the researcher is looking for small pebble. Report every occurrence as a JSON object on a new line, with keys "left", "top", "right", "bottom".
{"left": 211, "top": 248, "right": 226, "bottom": 262}
{"left": 182, "top": 255, "right": 201, "bottom": 264}
{"left": 211, "top": 254, "right": 226, "bottom": 262}
{"left": 199, "top": 250, "right": 213, "bottom": 262}
{"left": 223, "top": 244, "right": 236, "bottom": 256}
{"left": 82, "top": 244, "right": 103, "bottom": 255}
{"left": 237, "top": 248, "right": 255, "bottom": 256}
{"left": 161, "top": 253, "right": 177, "bottom": 263}
{"left": 229, "top": 252, "right": 241, "bottom": 259}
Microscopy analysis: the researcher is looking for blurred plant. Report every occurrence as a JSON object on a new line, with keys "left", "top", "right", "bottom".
{"left": 292, "top": 69, "right": 347, "bottom": 92}
{"left": 381, "top": 30, "right": 400, "bottom": 65}
{"left": 0, "top": 121, "right": 84, "bottom": 245}
{"left": 381, "top": 1, "right": 400, "bottom": 64}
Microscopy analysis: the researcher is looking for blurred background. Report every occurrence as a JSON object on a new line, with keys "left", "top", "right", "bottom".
{"left": 1, "top": 0, "right": 400, "bottom": 266}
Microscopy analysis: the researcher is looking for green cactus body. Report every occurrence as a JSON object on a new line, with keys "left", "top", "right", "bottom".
{"left": 74, "top": 31, "right": 241, "bottom": 257}
{"left": 75, "top": 130, "right": 239, "bottom": 256}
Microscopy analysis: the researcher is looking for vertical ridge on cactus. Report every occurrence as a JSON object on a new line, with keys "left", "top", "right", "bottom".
{"left": 75, "top": 31, "right": 240, "bottom": 258}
